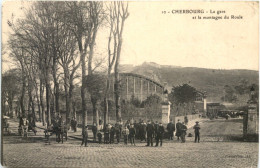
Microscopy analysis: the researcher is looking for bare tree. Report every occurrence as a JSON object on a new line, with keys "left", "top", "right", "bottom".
{"left": 109, "top": 2, "right": 129, "bottom": 121}
{"left": 64, "top": 1, "right": 105, "bottom": 132}
{"left": 9, "top": 2, "right": 59, "bottom": 126}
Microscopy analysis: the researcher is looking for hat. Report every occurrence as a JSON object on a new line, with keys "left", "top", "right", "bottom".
{"left": 196, "top": 121, "right": 199, "bottom": 123}
{"left": 177, "top": 119, "right": 180, "bottom": 121}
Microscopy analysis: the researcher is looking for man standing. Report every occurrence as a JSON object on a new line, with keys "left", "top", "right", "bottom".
{"left": 119, "top": 119, "right": 123, "bottom": 138}
{"left": 167, "top": 120, "right": 175, "bottom": 140}
{"left": 81, "top": 126, "right": 88, "bottom": 147}
{"left": 97, "top": 130, "right": 102, "bottom": 144}
{"left": 184, "top": 116, "right": 188, "bottom": 125}
{"left": 140, "top": 121, "right": 146, "bottom": 142}
{"left": 129, "top": 124, "right": 136, "bottom": 145}
{"left": 74, "top": 118, "right": 78, "bottom": 132}
{"left": 156, "top": 122, "right": 165, "bottom": 147}
{"left": 180, "top": 122, "right": 187, "bottom": 143}
{"left": 154, "top": 121, "right": 159, "bottom": 139}
{"left": 21, "top": 116, "right": 29, "bottom": 137}
{"left": 122, "top": 126, "right": 129, "bottom": 145}
{"left": 193, "top": 121, "right": 201, "bottom": 143}
{"left": 104, "top": 124, "right": 110, "bottom": 144}
{"left": 146, "top": 120, "right": 154, "bottom": 146}
{"left": 110, "top": 124, "right": 115, "bottom": 144}
{"left": 176, "top": 119, "right": 182, "bottom": 141}
{"left": 92, "top": 123, "right": 97, "bottom": 142}
{"left": 115, "top": 122, "right": 121, "bottom": 143}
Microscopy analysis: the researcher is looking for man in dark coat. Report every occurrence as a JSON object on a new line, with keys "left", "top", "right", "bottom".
{"left": 137, "top": 119, "right": 142, "bottom": 139}
{"left": 193, "top": 121, "right": 201, "bottom": 143}
{"left": 134, "top": 120, "right": 139, "bottom": 139}
{"left": 167, "top": 120, "right": 175, "bottom": 140}
{"left": 146, "top": 120, "right": 154, "bottom": 146}
{"left": 97, "top": 130, "right": 102, "bottom": 144}
{"left": 139, "top": 121, "right": 146, "bottom": 142}
{"left": 110, "top": 125, "right": 115, "bottom": 144}
{"left": 81, "top": 126, "right": 88, "bottom": 147}
{"left": 180, "top": 122, "right": 187, "bottom": 143}
{"left": 92, "top": 123, "right": 97, "bottom": 142}
{"left": 176, "top": 119, "right": 182, "bottom": 141}
{"left": 74, "top": 118, "right": 78, "bottom": 132}
{"left": 154, "top": 121, "right": 159, "bottom": 139}
{"left": 184, "top": 116, "right": 189, "bottom": 125}
{"left": 104, "top": 124, "right": 110, "bottom": 144}
{"left": 142, "top": 121, "right": 147, "bottom": 142}
{"left": 129, "top": 124, "right": 136, "bottom": 145}
{"left": 71, "top": 118, "right": 75, "bottom": 132}
{"left": 156, "top": 122, "right": 165, "bottom": 147}
{"left": 115, "top": 122, "right": 121, "bottom": 143}
{"left": 119, "top": 119, "right": 123, "bottom": 138}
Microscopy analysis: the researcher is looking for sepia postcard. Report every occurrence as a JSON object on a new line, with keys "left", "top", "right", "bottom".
{"left": 1, "top": 1, "right": 259, "bottom": 168}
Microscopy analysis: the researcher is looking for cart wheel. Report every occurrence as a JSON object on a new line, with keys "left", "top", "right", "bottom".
{"left": 66, "top": 132, "right": 68, "bottom": 141}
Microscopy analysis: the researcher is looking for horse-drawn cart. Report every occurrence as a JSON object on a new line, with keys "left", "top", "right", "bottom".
{"left": 44, "top": 122, "right": 69, "bottom": 144}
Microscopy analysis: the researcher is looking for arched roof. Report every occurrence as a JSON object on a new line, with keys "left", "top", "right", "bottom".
{"left": 120, "top": 73, "right": 164, "bottom": 89}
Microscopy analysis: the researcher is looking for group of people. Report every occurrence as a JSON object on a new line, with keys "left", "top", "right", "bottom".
{"left": 81, "top": 118, "right": 201, "bottom": 147}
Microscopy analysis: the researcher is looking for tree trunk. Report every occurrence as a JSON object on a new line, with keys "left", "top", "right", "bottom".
{"left": 64, "top": 77, "right": 70, "bottom": 126}
{"left": 55, "top": 82, "right": 60, "bottom": 115}
{"left": 8, "top": 99, "right": 13, "bottom": 118}
{"left": 80, "top": 50, "right": 87, "bottom": 134}
{"left": 45, "top": 77, "right": 51, "bottom": 126}
{"left": 91, "top": 98, "right": 98, "bottom": 124}
{"left": 35, "top": 83, "right": 42, "bottom": 122}
{"left": 104, "top": 71, "right": 111, "bottom": 126}
{"left": 52, "top": 64, "right": 59, "bottom": 117}
{"left": 20, "top": 65, "right": 26, "bottom": 117}
{"left": 40, "top": 78, "right": 45, "bottom": 126}
{"left": 114, "top": 70, "right": 121, "bottom": 121}
{"left": 104, "top": 97, "right": 108, "bottom": 127}
{"left": 69, "top": 77, "right": 75, "bottom": 120}
{"left": 28, "top": 80, "right": 36, "bottom": 126}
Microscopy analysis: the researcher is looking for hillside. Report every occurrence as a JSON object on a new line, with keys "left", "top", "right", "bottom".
{"left": 119, "top": 62, "right": 259, "bottom": 103}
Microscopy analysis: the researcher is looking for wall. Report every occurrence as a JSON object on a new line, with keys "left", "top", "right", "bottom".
{"left": 174, "top": 114, "right": 200, "bottom": 124}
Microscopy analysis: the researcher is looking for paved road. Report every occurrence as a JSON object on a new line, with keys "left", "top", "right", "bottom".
{"left": 2, "top": 118, "right": 258, "bottom": 168}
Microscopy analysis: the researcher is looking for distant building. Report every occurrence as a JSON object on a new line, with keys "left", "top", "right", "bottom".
{"left": 108, "top": 73, "right": 165, "bottom": 102}
{"left": 207, "top": 103, "right": 221, "bottom": 118}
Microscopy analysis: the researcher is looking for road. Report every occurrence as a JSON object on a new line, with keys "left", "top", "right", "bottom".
{"left": 2, "top": 118, "right": 258, "bottom": 168}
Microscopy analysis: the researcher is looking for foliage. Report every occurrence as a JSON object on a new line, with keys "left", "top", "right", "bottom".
{"left": 85, "top": 74, "right": 107, "bottom": 103}
{"left": 2, "top": 69, "right": 22, "bottom": 116}
{"left": 130, "top": 95, "right": 143, "bottom": 108}
{"left": 169, "top": 84, "right": 197, "bottom": 105}
{"left": 221, "top": 85, "right": 238, "bottom": 103}
{"left": 121, "top": 100, "right": 140, "bottom": 117}
{"left": 234, "top": 79, "right": 250, "bottom": 95}
{"left": 143, "top": 94, "right": 162, "bottom": 117}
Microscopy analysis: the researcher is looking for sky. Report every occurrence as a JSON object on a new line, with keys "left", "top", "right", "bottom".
{"left": 1, "top": 1, "right": 259, "bottom": 72}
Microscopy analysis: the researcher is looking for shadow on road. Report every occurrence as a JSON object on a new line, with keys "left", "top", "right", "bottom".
{"left": 3, "top": 135, "right": 47, "bottom": 144}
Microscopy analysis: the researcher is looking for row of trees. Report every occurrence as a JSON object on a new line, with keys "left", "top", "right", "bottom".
{"left": 221, "top": 79, "right": 258, "bottom": 103}
{"left": 3, "top": 1, "right": 129, "bottom": 133}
